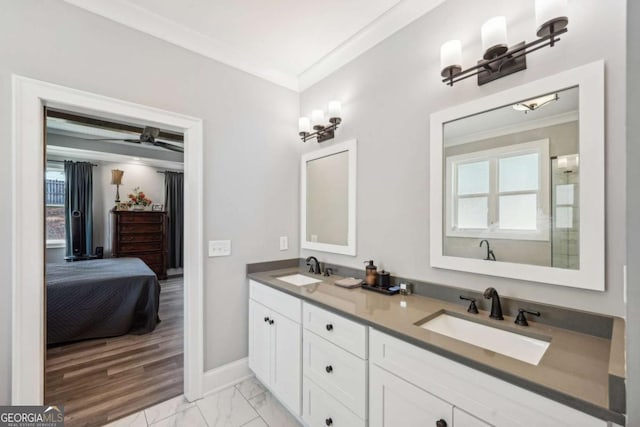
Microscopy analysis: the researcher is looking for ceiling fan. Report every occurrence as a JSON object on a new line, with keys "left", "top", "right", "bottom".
{"left": 86, "top": 126, "right": 184, "bottom": 153}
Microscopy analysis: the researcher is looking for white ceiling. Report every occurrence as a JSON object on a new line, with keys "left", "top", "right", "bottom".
{"left": 62, "top": 0, "right": 445, "bottom": 91}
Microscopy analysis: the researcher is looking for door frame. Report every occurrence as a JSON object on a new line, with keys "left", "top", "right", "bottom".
{"left": 11, "top": 75, "right": 205, "bottom": 404}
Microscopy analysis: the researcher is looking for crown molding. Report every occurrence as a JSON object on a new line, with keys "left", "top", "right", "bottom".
{"left": 298, "top": 0, "right": 445, "bottom": 91}
{"left": 63, "top": 0, "right": 445, "bottom": 93}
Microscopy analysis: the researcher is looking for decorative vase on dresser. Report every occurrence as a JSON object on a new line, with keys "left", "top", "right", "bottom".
{"left": 111, "top": 210, "right": 168, "bottom": 279}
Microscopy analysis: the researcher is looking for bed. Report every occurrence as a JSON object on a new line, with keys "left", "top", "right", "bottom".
{"left": 46, "top": 258, "right": 161, "bottom": 345}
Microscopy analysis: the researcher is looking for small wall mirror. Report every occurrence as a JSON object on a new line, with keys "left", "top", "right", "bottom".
{"left": 430, "top": 61, "right": 604, "bottom": 290}
{"left": 301, "top": 139, "right": 356, "bottom": 255}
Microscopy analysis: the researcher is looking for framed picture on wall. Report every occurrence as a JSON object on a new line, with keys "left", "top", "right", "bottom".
{"left": 152, "top": 203, "right": 164, "bottom": 211}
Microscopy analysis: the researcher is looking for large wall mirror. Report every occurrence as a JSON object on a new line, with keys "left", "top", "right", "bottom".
{"left": 430, "top": 61, "right": 604, "bottom": 290}
{"left": 301, "top": 139, "right": 356, "bottom": 255}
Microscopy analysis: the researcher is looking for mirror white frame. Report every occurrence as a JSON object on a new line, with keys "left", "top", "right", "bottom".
{"left": 430, "top": 60, "right": 605, "bottom": 291}
{"left": 301, "top": 139, "right": 357, "bottom": 255}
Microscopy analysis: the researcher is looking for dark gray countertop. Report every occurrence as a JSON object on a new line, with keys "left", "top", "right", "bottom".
{"left": 248, "top": 265, "right": 626, "bottom": 425}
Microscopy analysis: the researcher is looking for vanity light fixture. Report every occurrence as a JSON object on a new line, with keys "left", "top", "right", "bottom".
{"left": 513, "top": 93, "right": 559, "bottom": 112}
{"left": 440, "top": 0, "right": 568, "bottom": 87}
{"left": 298, "top": 100, "right": 342, "bottom": 143}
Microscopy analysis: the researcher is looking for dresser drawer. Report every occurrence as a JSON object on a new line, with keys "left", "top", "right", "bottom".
{"left": 303, "top": 377, "right": 365, "bottom": 427}
{"left": 119, "top": 223, "right": 163, "bottom": 233}
{"left": 303, "top": 329, "right": 367, "bottom": 418}
{"left": 119, "top": 233, "right": 162, "bottom": 243}
{"left": 119, "top": 213, "right": 164, "bottom": 223}
{"left": 250, "top": 280, "right": 301, "bottom": 323}
{"left": 119, "top": 241, "right": 164, "bottom": 252}
{"left": 303, "top": 302, "right": 367, "bottom": 359}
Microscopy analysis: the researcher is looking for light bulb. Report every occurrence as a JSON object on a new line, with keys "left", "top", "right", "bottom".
{"left": 298, "top": 117, "right": 311, "bottom": 134}
{"left": 481, "top": 16, "right": 508, "bottom": 59}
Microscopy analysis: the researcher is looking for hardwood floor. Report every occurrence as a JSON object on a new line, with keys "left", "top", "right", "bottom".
{"left": 45, "top": 277, "right": 184, "bottom": 427}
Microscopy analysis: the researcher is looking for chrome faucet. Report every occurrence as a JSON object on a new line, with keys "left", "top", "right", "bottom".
{"left": 305, "top": 256, "right": 321, "bottom": 274}
{"left": 483, "top": 287, "right": 504, "bottom": 320}
{"left": 479, "top": 239, "right": 496, "bottom": 261}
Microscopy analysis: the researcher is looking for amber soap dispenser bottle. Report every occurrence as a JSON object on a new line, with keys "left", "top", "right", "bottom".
{"left": 364, "top": 260, "right": 378, "bottom": 286}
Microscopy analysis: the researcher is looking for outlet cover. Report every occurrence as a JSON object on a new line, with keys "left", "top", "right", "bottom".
{"left": 209, "top": 240, "right": 231, "bottom": 257}
{"left": 279, "top": 236, "right": 288, "bottom": 251}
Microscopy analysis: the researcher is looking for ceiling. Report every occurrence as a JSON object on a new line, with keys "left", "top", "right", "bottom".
{"left": 444, "top": 86, "right": 579, "bottom": 146}
{"left": 62, "top": 0, "right": 445, "bottom": 91}
{"left": 47, "top": 113, "right": 184, "bottom": 168}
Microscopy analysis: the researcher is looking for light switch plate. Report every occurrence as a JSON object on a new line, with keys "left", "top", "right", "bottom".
{"left": 279, "top": 236, "right": 288, "bottom": 251}
{"left": 209, "top": 240, "right": 231, "bottom": 257}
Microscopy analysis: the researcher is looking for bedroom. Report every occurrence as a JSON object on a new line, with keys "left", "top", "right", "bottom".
{"left": 44, "top": 110, "right": 186, "bottom": 426}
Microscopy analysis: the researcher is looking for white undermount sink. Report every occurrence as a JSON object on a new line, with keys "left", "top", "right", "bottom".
{"left": 419, "top": 313, "right": 550, "bottom": 365}
{"left": 276, "top": 273, "right": 322, "bottom": 286}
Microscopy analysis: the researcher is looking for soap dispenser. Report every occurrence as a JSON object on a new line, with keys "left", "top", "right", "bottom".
{"left": 364, "top": 260, "right": 378, "bottom": 286}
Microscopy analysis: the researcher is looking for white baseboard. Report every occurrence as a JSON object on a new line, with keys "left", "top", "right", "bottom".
{"left": 202, "top": 357, "right": 252, "bottom": 396}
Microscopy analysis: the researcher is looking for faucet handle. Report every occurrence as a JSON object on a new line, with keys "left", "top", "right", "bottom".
{"left": 515, "top": 308, "right": 541, "bottom": 326}
{"left": 323, "top": 268, "right": 333, "bottom": 277}
{"left": 459, "top": 296, "right": 479, "bottom": 314}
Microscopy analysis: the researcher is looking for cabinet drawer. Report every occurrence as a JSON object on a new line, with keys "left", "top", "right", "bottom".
{"left": 119, "top": 223, "right": 163, "bottom": 233}
{"left": 303, "top": 329, "right": 367, "bottom": 418}
{"left": 250, "top": 280, "right": 301, "bottom": 323}
{"left": 303, "top": 377, "right": 365, "bottom": 427}
{"left": 303, "top": 302, "right": 367, "bottom": 359}
{"left": 119, "top": 213, "right": 164, "bottom": 223}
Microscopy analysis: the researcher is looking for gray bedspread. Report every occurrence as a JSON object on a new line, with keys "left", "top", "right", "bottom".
{"left": 46, "top": 258, "right": 161, "bottom": 345}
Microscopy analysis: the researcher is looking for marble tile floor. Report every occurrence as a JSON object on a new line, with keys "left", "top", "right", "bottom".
{"left": 105, "top": 376, "right": 301, "bottom": 427}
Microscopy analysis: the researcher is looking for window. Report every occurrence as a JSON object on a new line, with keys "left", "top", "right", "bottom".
{"left": 445, "top": 140, "right": 550, "bottom": 240}
{"left": 46, "top": 165, "right": 65, "bottom": 248}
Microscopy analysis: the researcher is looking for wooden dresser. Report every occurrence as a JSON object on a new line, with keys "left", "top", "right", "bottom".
{"left": 111, "top": 210, "right": 168, "bottom": 279}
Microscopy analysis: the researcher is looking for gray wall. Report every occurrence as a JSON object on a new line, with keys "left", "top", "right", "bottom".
{"left": 0, "top": 0, "right": 300, "bottom": 405}
{"left": 626, "top": 0, "right": 638, "bottom": 423}
{"left": 300, "top": 0, "right": 626, "bottom": 316}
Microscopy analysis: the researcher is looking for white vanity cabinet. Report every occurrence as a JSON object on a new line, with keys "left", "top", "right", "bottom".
{"left": 369, "top": 329, "right": 608, "bottom": 427}
{"left": 248, "top": 280, "right": 302, "bottom": 416}
{"left": 302, "top": 302, "right": 368, "bottom": 427}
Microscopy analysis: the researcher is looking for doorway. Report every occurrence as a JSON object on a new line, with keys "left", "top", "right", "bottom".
{"left": 44, "top": 110, "right": 187, "bottom": 425}
{"left": 11, "top": 76, "right": 204, "bottom": 409}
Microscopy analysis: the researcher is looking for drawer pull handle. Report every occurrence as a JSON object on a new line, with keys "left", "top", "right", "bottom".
{"left": 268, "top": 319, "right": 274, "bottom": 325}
{"left": 436, "top": 419, "right": 447, "bottom": 427}
{"left": 325, "top": 323, "right": 333, "bottom": 331}
{"left": 264, "top": 317, "right": 270, "bottom": 323}
{"left": 325, "top": 417, "right": 333, "bottom": 426}
{"left": 325, "top": 365, "right": 333, "bottom": 373}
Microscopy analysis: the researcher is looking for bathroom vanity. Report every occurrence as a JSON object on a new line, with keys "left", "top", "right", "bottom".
{"left": 247, "top": 264, "right": 625, "bottom": 427}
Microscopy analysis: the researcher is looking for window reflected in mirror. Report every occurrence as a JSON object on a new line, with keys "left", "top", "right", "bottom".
{"left": 443, "top": 86, "right": 579, "bottom": 269}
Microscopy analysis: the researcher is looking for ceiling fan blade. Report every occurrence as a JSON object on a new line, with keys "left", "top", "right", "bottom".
{"left": 77, "top": 137, "right": 141, "bottom": 143}
{"left": 153, "top": 140, "right": 184, "bottom": 153}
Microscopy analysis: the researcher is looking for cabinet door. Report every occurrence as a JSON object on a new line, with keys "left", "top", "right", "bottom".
{"left": 453, "top": 408, "right": 492, "bottom": 427}
{"left": 271, "top": 309, "right": 302, "bottom": 416}
{"left": 370, "top": 364, "right": 452, "bottom": 427}
{"left": 248, "top": 299, "right": 271, "bottom": 384}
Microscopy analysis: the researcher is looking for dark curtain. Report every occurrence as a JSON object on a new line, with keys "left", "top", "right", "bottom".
{"left": 165, "top": 172, "right": 184, "bottom": 268}
{"left": 64, "top": 161, "right": 93, "bottom": 257}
